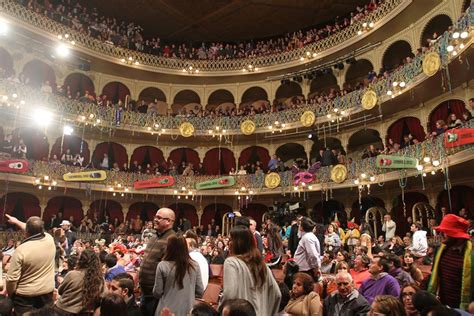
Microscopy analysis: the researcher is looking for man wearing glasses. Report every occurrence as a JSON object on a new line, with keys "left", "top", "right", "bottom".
{"left": 139, "top": 208, "right": 176, "bottom": 316}
{"left": 323, "top": 271, "right": 370, "bottom": 315}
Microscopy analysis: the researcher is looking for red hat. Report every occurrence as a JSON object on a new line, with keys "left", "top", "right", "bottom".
{"left": 434, "top": 214, "right": 470, "bottom": 239}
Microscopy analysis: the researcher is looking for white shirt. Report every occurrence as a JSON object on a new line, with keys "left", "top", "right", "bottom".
{"left": 294, "top": 231, "right": 321, "bottom": 272}
{"left": 382, "top": 220, "right": 396, "bottom": 239}
{"left": 189, "top": 249, "right": 209, "bottom": 290}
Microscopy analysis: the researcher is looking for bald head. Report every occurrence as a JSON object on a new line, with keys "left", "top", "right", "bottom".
{"left": 335, "top": 271, "right": 354, "bottom": 298}
{"left": 26, "top": 216, "right": 44, "bottom": 236}
{"left": 154, "top": 208, "right": 176, "bottom": 233}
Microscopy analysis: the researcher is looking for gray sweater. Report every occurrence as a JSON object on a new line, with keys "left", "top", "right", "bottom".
{"left": 153, "top": 260, "right": 204, "bottom": 316}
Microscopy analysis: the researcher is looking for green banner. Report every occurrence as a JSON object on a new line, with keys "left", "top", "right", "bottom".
{"left": 196, "top": 176, "right": 236, "bottom": 190}
{"left": 375, "top": 155, "right": 418, "bottom": 169}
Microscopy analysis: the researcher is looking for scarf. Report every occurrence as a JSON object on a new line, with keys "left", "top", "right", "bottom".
{"left": 428, "top": 240, "right": 473, "bottom": 309}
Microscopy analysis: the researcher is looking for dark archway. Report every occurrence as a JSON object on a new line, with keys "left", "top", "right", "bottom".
{"left": 130, "top": 146, "right": 165, "bottom": 169}
{"left": 64, "top": 73, "right": 95, "bottom": 97}
{"left": 167, "top": 202, "right": 198, "bottom": 227}
{"left": 437, "top": 185, "right": 474, "bottom": 219}
{"left": 201, "top": 203, "right": 233, "bottom": 228}
{"left": 309, "top": 71, "right": 339, "bottom": 97}
{"left": 43, "top": 196, "right": 83, "bottom": 224}
{"left": 312, "top": 200, "right": 346, "bottom": 226}
{"left": 138, "top": 87, "right": 167, "bottom": 103}
{"left": 241, "top": 203, "right": 268, "bottom": 229}
{"left": 275, "top": 81, "right": 303, "bottom": 100}
{"left": 421, "top": 15, "right": 453, "bottom": 47}
{"left": 391, "top": 192, "right": 429, "bottom": 236}
{"left": 351, "top": 196, "right": 385, "bottom": 225}
{"left": 50, "top": 135, "right": 90, "bottom": 164}
{"left": 89, "top": 199, "right": 123, "bottom": 223}
{"left": 0, "top": 47, "right": 14, "bottom": 77}
{"left": 168, "top": 148, "right": 200, "bottom": 171}
{"left": 344, "top": 59, "right": 373, "bottom": 87}
{"left": 92, "top": 142, "right": 128, "bottom": 170}
{"left": 12, "top": 127, "right": 49, "bottom": 160}
{"left": 386, "top": 117, "right": 426, "bottom": 146}
{"left": 238, "top": 146, "right": 271, "bottom": 171}
{"left": 127, "top": 202, "right": 159, "bottom": 222}
{"left": 101, "top": 82, "right": 130, "bottom": 103}
{"left": 208, "top": 89, "right": 235, "bottom": 106}
{"left": 22, "top": 59, "right": 56, "bottom": 90}
{"left": 0, "top": 192, "right": 41, "bottom": 224}
{"left": 347, "top": 129, "right": 383, "bottom": 153}
{"left": 276, "top": 143, "right": 307, "bottom": 166}
{"left": 382, "top": 40, "right": 414, "bottom": 71}
{"left": 203, "top": 148, "right": 236, "bottom": 175}
{"left": 428, "top": 99, "right": 466, "bottom": 132}
{"left": 241, "top": 86, "right": 268, "bottom": 104}
{"left": 310, "top": 137, "right": 343, "bottom": 162}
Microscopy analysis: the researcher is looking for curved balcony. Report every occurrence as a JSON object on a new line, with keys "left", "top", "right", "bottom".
{"left": 0, "top": 0, "right": 410, "bottom": 74}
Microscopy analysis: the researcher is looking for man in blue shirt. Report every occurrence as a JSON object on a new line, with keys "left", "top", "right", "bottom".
{"left": 268, "top": 154, "right": 279, "bottom": 172}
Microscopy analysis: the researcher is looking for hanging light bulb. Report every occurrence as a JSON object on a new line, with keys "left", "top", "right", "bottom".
{"left": 423, "top": 157, "right": 431, "bottom": 163}
{"left": 416, "top": 164, "right": 423, "bottom": 171}
{"left": 432, "top": 160, "right": 440, "bottom": 167}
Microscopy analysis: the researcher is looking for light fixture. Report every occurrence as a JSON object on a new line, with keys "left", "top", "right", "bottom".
{"left": 55, "top": 43, "right": 70, "bottom": 58}
{"left": 431, "top": 170, "right": 436, "bottom": 175}
{"left": 0, "top": 20, "right": 8, "bottom": 36}
{"left": 447, "top": 45, "right": 454, "bottom": 52}
{"left": 33, "top": 108, "right": 53, "bottom": 126}
{"left": 453, "top": 32, "right": 460, "bottom": 39}
{"left": 460, "top": 31, "right": 469, "bottom": 39}
{"left": 121, "top": 56, "right": 140, "bottom": 65}
{"left": 416, "top": 164, "right": 423, "bottom": 171}
{"left": 432, "top": 160, "right": 440, "bottom": 167}
{"left": 63, "top": 125, "right": 73, "bottom": 136}
{"left": 423, "top": 157, "right": 430, "bottom": 163}
{"left": 183, "top": 65, "right": 199, "bottom": 74}
{"left": 242, "top": 64, "right": 258, "bottom": 72}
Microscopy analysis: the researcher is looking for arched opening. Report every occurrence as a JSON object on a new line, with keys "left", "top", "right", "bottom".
{"left": 64, "top": 73, "right": 95, "bottom": 98}
{"left": 50, "top": 135, "right": 90, "bottom": 165}
{"left": 347, "top": 129, "right": 383, "bottom": 154}
{"left": 43, "top": 196, "right": 83, "bottom": 225}
{"left": 168, "top": 148, "right": 200, "bottom": 173}
{"left": 238, "top": 146, "right": 271, "bottom": 172}
{"left": 309, "top": 71, "right": 339, "bottom": 99}
{"left": 89, "top": 200, "right": 123, "bottom": 223}
{"left": 12, "top": 127, "right": 49, "bottom": 160}
{"left": 207, "top": 89, "right": 235, "bottom": 107}
{"left": 201, "top": 203, "right": 233, "bottom": 228}
{"left": 127, "top": 202, "right": 159, "bottom": 222}
{"left": 130, "top": 146, "right": 165, "bottom": 170}
{"left": 391, "top": 192, "right": 429, "bottom": 236}
{"left": 275, "top": 81, "right": 303, "bottom": 100}
{"left": 241, "top": 203, "right": 268, "bottom": 229}
{"left": 309, "top": 137, "right": 343, "bottom": 162}
{"left": 202, "top": 148, "right": 236, "bottom": 175}
{"left": 428, "top": 99, "right": 467, "bottom": 133}
{"left": 167, "top": 202, "right": 199, "bottom": 227}
{"left": 22, "top": 59, "right": 56, "bottom": 90}
{"left": 351, "top": 197, "right": 385, "bottom": 225}
{"left": 0, "top": 192, "right": 41, "bottom": 225}
{"left": 172, "top": 90, "right": 201, "bottom": 114}
{"left": 437, "top": 185, "right": 474, "bottom": 219}
{"left": 382, "top": 40, "right": 414, "bottom": 71}
{"left": 92, "top": 142, "right": 128, "bottom": 170}
{"left": 312, "top": 200, "right": 346, "bottom": 226}
{"left": 241, "top": 86, "right": 268, "bottom": 104}
{"left": 138, "top": 87, "right": 167, "bottom": 103}
{"left": 386, "top": 117, "right": 426, "bottom": 147}
{"left": 420, "top": 15, "right": 453, "bottom": 47}
{"left": 344, "top": 59, "right": 373, "bottom": 88}
{"left": 101, "top": 81, "right": 130, "bottom": 103}
{"left": 276, "top": 143, "right": 307, "bottom": 168}
{"left": 0, "top": 47, "right": 14, "bottom": 77}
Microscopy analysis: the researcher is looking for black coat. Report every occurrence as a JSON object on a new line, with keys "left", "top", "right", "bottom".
{"left": 323, "top": 290, "right": 371, "bottom": 316}
{"left": 288, "top": 223, "right": 300, "bottom": 257}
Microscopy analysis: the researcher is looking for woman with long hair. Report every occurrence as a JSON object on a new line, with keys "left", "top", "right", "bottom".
{"left": 370, "top": 295, "right": 407, "bottom": 316}
{"left": 220, "top": 225, "right": 281, "bottom": 315}
{"left": 153, "top": 235, "right": 204, "bottom": 316}
{"left": 402, "top": 252, "right": 424, "bottom": 286}
{"left": 264, "top": 223, "right": 284, "bottom": 267}
{"left": 400, "top": 283, "right": 421, "bottom": 316}
{"left": 55, "top": 249, "right": 104, "bottom": 315}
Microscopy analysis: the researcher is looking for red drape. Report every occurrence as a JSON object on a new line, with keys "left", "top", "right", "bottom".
{"left": 202, "top": 148, "right": 236, "bottom": 175}
{"left": 0, "top": 48, "right": 14, "bottom": 77}
{"left": 387, "top": 117, "right": 426, "bottom": 144}
{"left": 43, "top": 196, "right": 83, "bottom": 223}
{"left": 391, "top": 192, "right": 429, "bottom": 236}
{"left": 351, "top": 197, "right": 385, "bottom": 225}
{"left": 130, "top": 146, "right": 165, "bottom": 167}
{"left": 64, "top": 73, "right": 95, "bottom": 97}
{"left": 238, "top": 146, "right": 270, "bottom": 171}
{"left": 127, "top": 202, "right": 159, "bottom": 221}
{"left": 437, "top": 185, "right": 474, "bottom": 218}
{"left": 241, "top": 203, "right": 268, "bottom": 229}
{"left": 0, "top": 192, "right": 41, "bottom": 223}
{"left": 50, "top": 135, "right": 90, "bottom": 163}
{"left": 22, "top": 60, "right": 56, "bottom": 91}
{"left": 429, "top": 100, "right": 466, "bottom": 132}
{"left": 101, "top": 82, "right": 130, "bottom": 103}
{"left": 89, "top": 200, "right": 123, "bottom": 223}
{"left": 167, "top": 203, "right": 198, "bottom": 227}
{"left": 12, "top": 127, "right": 49, "bottom": 161}
{"left": 201, "top": 203, "right": 232, "bottom": 227}
{"left": 168, "top": 148, "right": 200, "bottom": 169}
{"left": 92, "top": 142, "right": 128, "bottom": 170}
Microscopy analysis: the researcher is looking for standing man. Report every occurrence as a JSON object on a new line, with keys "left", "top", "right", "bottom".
{"left": 382, "top": 214, "right": 396, "bottom": 240}
{"left": 287, "top": 216, "right": 301, "bottom": 257}
{"left": 110, "top": 274, "right": 141, "bottom": 316}
{"left": 293, "top": 217, "right": 321, "bottom": 280}
{"left": 268, "top": 154, "right": 278, "bottom": 172}
{"left": 409, "top": 223, "right": 428, "bottom": 258}
{"left": 249, "top": 218, "right": 263, "bottom": 253}
{"left": 428, "top": 214, "right": 473, "bottom": 310}
{"left": 139, "top": 208, "right": 176, "bottom": 316}
{"left": 60, "top": 220, "right": 76, "bottom": 254}
{"left": 5, "top": 215, "right": 56, "bottom": 315}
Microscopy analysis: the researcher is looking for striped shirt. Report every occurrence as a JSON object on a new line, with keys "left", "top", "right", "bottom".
{"left": 438, "top": 247, "right": 464, "bottom": 308}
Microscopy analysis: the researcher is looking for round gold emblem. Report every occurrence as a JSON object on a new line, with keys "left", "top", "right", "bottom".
{"left": 422, "top": 52, "right": 441, "bottom": 77}
{"left": 240, "top": 120, "right": 256, "bottom": 135}
{"left": 300, "top": 111, "right": 316, "bottom": 127}
{"left": 179, "top": 122, "right": 194, "bottom": 137}
{"left": 265, "top": 172, "right": 281, "bottom": 189}
{"left": 361, "top": 90, "right": 378, "bottom": 110}
{"left": 330, "top": 164, "right": 348, "bottom": 183}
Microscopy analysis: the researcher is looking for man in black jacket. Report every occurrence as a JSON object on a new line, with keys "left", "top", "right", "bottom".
{"left": 287, "top": 216, "right": 302, "bottom": 257}
{"left": 111, "top": 273, "right": 141, "bottom": 316}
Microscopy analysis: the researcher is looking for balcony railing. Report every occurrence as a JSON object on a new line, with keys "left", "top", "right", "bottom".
{"left": 0, "top": 0, "right": 406, "bottom": 73}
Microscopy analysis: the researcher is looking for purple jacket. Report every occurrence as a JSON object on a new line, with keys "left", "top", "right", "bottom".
{"left": 359, "top": 273, "right": 401, "bottom": 304}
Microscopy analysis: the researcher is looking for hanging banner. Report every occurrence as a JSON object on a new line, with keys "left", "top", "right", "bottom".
{"left": 0, "top": 159, "right": 29, "bottom": 173}
{"left": 376, "top": 155, "right": 418, "bottom": 169}
{"left": 134, "top": 176, "right": 175, "bottom": 189}
{"left": 63, "top": 170, "right": 107, "bottom": 181}
{"left": 196, "top": 176, "right": 236, "bottom": 190}
{"left": 444, "top": 128, "right": 474, "bottom": 148}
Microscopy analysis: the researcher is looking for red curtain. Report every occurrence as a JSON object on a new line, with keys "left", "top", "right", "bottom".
{"left": 168, "top": 148, "right": 200, "bottom": 169}
{"left": 64, "top": 73, "right": 95, "bottom": 97}
{"left": 203, "top": 148, "right": 236, "bottom": 175}
{"left": 101, "top": 82, "right": 130, "bottom": 103}
{"left": 22, "top": 60, "right": 56, "bottom": 90}
{"left": 391, "top": 192, "right": 429, "bottom": 236}
{"left": 387, "top": 117, "right": 426, "bottom": 144}
{"left": 130, "top": 146, "right": 165, "bottom": 167}
{"left": 351, "top": 197, "right": 385, "bottom": 225}
{"left": 43, "top": 196, "right": 83, "bottom": 224}
{"left": 127, "top": 202, "right": 159, "bottom": 221}
{"left": 437, "top": 185, "right": 474, "bottom": 218}
{"left": 0, "top": 192, "right": 41, "bottom": 224}
{"left": 238, "top": 146, "right": 270, "bottom": 171}
{"left": 0, "top": 48, "right": 14, "bottom": 77}
{"left": 12, "top": 127, "right": 50, "bottom": 161}
{"left": 92, "top": 142, "right": 128, "bottom": 170}
{"left": 167, "top": 203, "right": 198, "bottom": 227}
{"left": 429, "top": 99, "right": 466, "bottom": 132}
{"left": 241, "top": 203, "right": 268, "bottom": 229}
{"left": 50, "top": 135, "right": 90, "bottom": 163}
{"left": 201, "top": 203, "right": 232, "bottom": 227}
{"left": 89, "top": 200, "right": 123, "bottom": 223}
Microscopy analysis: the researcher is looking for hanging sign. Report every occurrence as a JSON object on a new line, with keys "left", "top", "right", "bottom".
{"left": 63, "top": 170, "right": 107, "bottom": 181}
{"left": 444, "top": 128, "right": 474, "bottom": 148}
{"left": 0, "top": 159, "right": 29, "bottom": 173}
{"left": 196, "top": 176, "right": 236, "bottom": 190}
{"left": 376, "top": 155, "right": 418, "bottom": 169}
{"left": 134, "top": 176, "right": 175, "bottom": 189}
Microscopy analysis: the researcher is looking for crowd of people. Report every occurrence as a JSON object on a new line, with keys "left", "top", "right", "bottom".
{"left": 0, "top": 202, "right": 472, "bottom": 315}
{"left": 20, "top": 0, "right": 383, "bottom": 61}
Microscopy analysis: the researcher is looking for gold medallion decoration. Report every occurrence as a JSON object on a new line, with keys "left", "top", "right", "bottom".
{"left": 422, "top": 52, "right": 441, "bottom": 77}
{"left": 330, "top": 164, "right": 348, "bottom": 183}
{"left": 361, "top": 89, "right": 378, "bottom": 110}
{"left": 300, "top": 111, "right": 316, "bottom": 127}
{"left": 240, "top": 120, "right": 256, "bottom": 135}
{"left": 179, "top": 122, "right": 194, "bottom": 137}
{"left": 265, "top": 172, "right": 281, "bottom": 189}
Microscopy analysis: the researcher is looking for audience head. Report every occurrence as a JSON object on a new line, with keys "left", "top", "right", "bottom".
{"left": 400, "top": 283, "right": 421, "bottom": 315}
{"left": 219, "top": 299, "right": 256, "bottom": 316}
{"left": 291, "top": 272, "right": 314, "bottom": 298}
{"left": 369, "top": 257, "right": 390, "bottom": 275}
{"left": 110, "top": 273, "right": 134, "bottom": 298}
{"left": 163, "top": 235, "right": 193, "bottom": 289}
{"left": 335, "top": 261, "right": 350, "bottom": 273}
{"left": 190, "top": 302, "right": 218, "bottom": 316}
{"left": 385, "top": 253, "right": 402, "bottom": 270}
{"left": 104, "top": 253, "right": 118, "bottom": 268}
{"left": 99, "top": 293, "right": 128, "bottom": 316}
{"left": 25, "top": 216, "right": 44, "bottom": 237}
{"left": 354, "top": 254, "right": 370, "bottom": 269}
{"left": 154, "top": 208, "right": 175, "bottom": 232}
{"left": 411, "top": 291, "right": 441, "bottom": 315}
{"left": 335, "top": 271, "right": 354, "bottom": 298}
{"left": 370, "top": 295, "right": 406, "bottom": 316}
{"left": 299, "top": 217, "right": 315, "bottom": 233}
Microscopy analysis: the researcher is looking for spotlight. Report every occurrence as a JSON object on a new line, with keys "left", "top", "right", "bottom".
{"left": 423, "top": 157, "right": 430, "bottom": 163}
{"left": 432, "top": 160, "right": 440, "bottom": 167}
{"left": 460, "top": 31, "right": 468, "bottom": 39}
{"left": 416, "top": 165, "right": 423, "bottom": 171}
{"left": 33, "top": 108, "right": 53, "bottom": 126}
{"left": 453, "top": 32, "right": 460, "bottom": 39}
{"left": 55, "top": 43, "right": 70, "bottom": 58}
{"left": 447, "top": 45, "right": 454, "bottom": 52}
{"left": 0, "top": 20, "right": 7, "bottom": 36}
{"left": 63, "top": 125, "right": 73, "bottom": 135}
